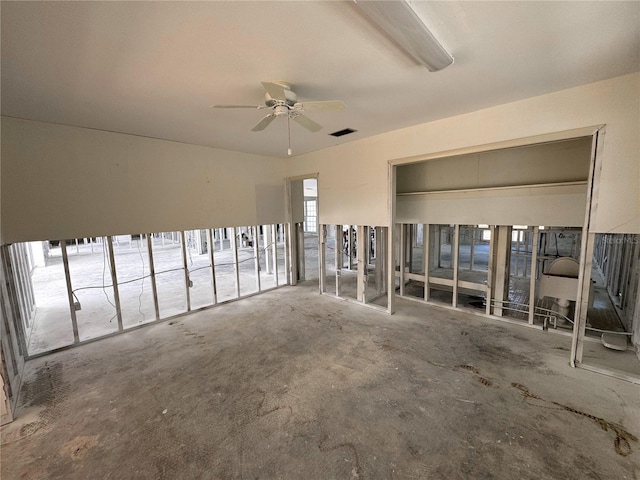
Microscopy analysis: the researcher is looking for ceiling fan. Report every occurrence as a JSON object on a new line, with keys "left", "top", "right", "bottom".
{"left": 212, "top": 81, "right": 346, "bottom": 155}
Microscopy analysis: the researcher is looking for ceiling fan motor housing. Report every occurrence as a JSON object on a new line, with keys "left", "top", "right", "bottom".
{"left": 264, "top": 88, "right": 298, "bottom": 108}
{"left": 274, "top": 105, "right": 290, "bottom": 117}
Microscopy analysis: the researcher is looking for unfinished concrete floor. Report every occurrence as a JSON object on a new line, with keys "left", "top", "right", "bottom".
{"left": 1, "top": 283, "right": 639, "bottom": 480}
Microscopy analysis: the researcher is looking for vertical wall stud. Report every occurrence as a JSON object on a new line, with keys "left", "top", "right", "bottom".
{"left": 528, "top": 226, "right": 540, "bottom": 325}
{"left": 285, "top": 223, "right": 294, "bottom": 286}
{"left": 486, "top": 226, "right": 495, "bottom": 316}
{"left": 106, "top": 236, "right": 123, "bottom": 331}
{"left": 407, "top": 224, "right": 414, "bottom": 274}
{"left": 452, "top": 224, "right": 460, "bottom": 308}
{"left": 398, "top": 224, "right": 406, "bottom": 297}
{"left": 297, "top": 223, "right": 305, "bottom": 282}
{"left": 207, "top": 229, "right": 218, "bottom": 304}
{"left": 1, "top": 248, "right": 28, "bottom": 357}
{"left": 264, "top": 225, "right": 273, "bottom": 274}
{"left": 146, "top": 234, "right": 160, "bottom": 320}
{"left": 253, "top": 226, "right": 261, "bottom": 292}
{"left": 375, "top": 227, "right": 384, "bottom": 295}
{"left": 335, "top": 225, "right": 342, "bottom": 297}
{"left": 424, "top": 224, "right": 430, "bottom": 302}
{"left": 348, "top": 226, "right": 354, "bottom": 270}
{"left": 319, "top": 225, "right": 326, "bottom": 293}
{"left": 572, "top": 233, "right": 596, "bottom": 365}
{"left": 61, "top": 240, "right": 80, "bottom": 343}
{"left": 356, "top": 225, "right": 367, "bottom": 302}
{"left": 571, "top": 129, "right": 604, "bottom": 368}
{"left": 232, "top": 227, "right": 241, "bottom": 297}
{"left": 272, "top": 225, "right": 279, "bottom": 285}
{"left": 180, "top": 231, "right": 191, "bottom": 311}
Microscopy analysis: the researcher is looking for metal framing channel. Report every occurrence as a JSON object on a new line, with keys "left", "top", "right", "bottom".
{"left": 319, "top": 225, "right": 326, "bottom": 293}
{"left": 146, "top": 234, "right": 160, "bottom": 320}
{"left": 357, "top": 225, "right": 367, "bottom": 303}
{"left": 271, "top": 225, "right": 279, "bottom": 286}
{"left": 207, "top": 229, "right": 218, "bottom": 304}
{"left": 232, "top": 227, "right": 241, "bottom": 297}
{"left": 253, "top": 226, "right": 261, "bottom": 292}
{"left": 346, "top": 226, "right": 353, "bottom": 271}
{"left": 285, "top": 223, "right": 292, "bottom": 285}
{"left": 180, "top": 231, "right": 191, "bottom": 312}
{"left": 61, "top": 240, "right": 80, "bottom": 343}
{"left": 423, "top": 224, "right": 430, "bottom": 301}
{"left": 398, "top": 224, "right": 406, "bottom": 297}
{"left": 452, "top": 224, "right": 460, "bottom": 308}
{"left": 407, "top": 225, "right": 413, "bottom": 276}
{"left": 528, "top": 226, "right": 539, "bottom": 324}
{"left": 375, "top": 227, "right": 385, "bottom": 296}
{"left": 106, "top": 236, "right": 124, "bottom": 331}
{"left": 486, "top": 226, "right": 496, "bottom": 316}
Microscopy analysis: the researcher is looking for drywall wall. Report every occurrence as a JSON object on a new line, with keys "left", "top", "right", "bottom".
{"left": 396, "top": 137, "right": 592, "bottom": 194}
{"left": 397, "top": 184, "right": 587, "bottom": 227}
{"left": 0, "top": 115, "right": 2, "bottom": 246}
{"left": 1, "top": 117, "right": 286, "bottom": 243}
{"left": 290, "top": 180, "right": 305, "bottom": 224}
{"left": 287, "top": 73, "right": 640, "bottom": 234}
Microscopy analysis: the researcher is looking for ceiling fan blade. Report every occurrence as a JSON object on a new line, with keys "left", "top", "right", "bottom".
{"left": 261, "top": 82, "right": 287, "bottom": 101}
{"left": 251, "top": 114, "right": 276, "bottom": 132}
{"left": 293, "top": 114, "right": 322, "bottom": 133}
{"left": 297, "top": 100, "right": 346, "bottom": 112}
{"left": 211, "top": 104, "right": 263, "bottom": 109}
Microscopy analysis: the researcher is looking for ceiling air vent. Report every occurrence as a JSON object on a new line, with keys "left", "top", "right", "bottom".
{"left": 329, "top": 128, "right": 357, "bottom": 137}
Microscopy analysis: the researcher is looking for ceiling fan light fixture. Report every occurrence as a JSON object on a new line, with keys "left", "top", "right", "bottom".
{"left": 354, "top": 0, "right": 453, "bottom": 72}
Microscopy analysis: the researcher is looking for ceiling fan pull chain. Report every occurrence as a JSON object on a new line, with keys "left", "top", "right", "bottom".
{"left": 287, "top": 114, "right": 292, "bottom": 156}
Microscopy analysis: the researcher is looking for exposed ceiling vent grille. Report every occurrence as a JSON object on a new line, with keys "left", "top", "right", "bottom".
{"left": 329, "top": 128, "right": 357, "bottom": 137}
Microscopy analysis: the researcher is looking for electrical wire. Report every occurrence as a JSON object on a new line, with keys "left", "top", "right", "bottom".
{"left": 71, "top": 241, "right": 281, "bottom": 297}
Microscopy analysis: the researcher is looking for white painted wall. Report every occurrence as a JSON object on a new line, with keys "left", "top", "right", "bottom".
{"left": 287, "top": 73, "right": 640, "bottom": 234}
{"left": 1, "top": 118, "right": 286, "bottom": 243}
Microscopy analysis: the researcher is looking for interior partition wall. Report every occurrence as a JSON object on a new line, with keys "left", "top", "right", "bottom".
{"left": 0, "top": 223, "right": 291, "bottom": 358}
{"left": 319, "top": 224, "right": 389, "bottom": 311}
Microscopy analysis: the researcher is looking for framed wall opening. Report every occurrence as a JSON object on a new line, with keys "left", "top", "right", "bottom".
{"left": 320, "top": 224, "right": 389, "bottom": 311}
{"left": 391, "top": 127, "right": 638, "bottom": 382}
{"left": 288, "top": 176, "right": 320, "bottom": 286}
{"left": 1, "top": 224, "right": 292, "bottom": 360}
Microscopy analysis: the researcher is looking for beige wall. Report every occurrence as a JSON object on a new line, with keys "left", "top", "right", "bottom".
{"left": 396, "top": 137, "right": 592, "bottom": 194}
{"left": 397, "top": 184, "right": 588, "bottom": 227}
{"left": 2, "top": 74, "right": 638, "bottom": 244}
{"left": 1, "top": 118, "right": 286, "bottom": 243}
{"left": 287, "top": 73, "right": 640, "bottom": 234}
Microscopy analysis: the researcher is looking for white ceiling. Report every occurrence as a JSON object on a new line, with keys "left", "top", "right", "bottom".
{"left": 2, "top": 1, "right": 639, "bottom": 158}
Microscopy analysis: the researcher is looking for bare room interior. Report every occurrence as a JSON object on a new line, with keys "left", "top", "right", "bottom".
{"left": 1, "top": 2, "right": 639, "bottom": 479}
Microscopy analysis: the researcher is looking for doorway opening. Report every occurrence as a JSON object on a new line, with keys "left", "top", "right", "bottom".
{"left": 290, "top": 177, "right": 319, "bottom": 284}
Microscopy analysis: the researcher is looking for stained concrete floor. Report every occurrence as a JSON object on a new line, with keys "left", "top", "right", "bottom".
{"left": 2, "top": 283, "right": 639, "bottom": 480}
